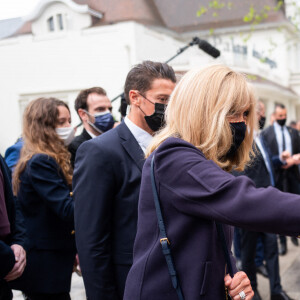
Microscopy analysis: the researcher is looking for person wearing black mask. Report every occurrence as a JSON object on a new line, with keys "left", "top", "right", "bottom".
{"left": 73, "top": 61, "right": 176, "bottom": 300}
{"left": 123, "top": 65, "right": 300, "bottom": 300}
{"left": 236, "top": 101, "right": 293, "bottom": 300}
{"left": 261, "top": 103, "right": 300, "bottom": 255}
{"left": 68, "top": 87, "right": 115, "bottom": 168}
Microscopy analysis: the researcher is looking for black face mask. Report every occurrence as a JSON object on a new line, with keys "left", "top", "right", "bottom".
{"left": 277, "top": 119, "right": 286, "bottom": 127}
{"left": 144, "top": 102, "right": 166, "bottom": 132}
{"left": 226, "top": 122, "right": 247, "bottom": 158}
{"left": 259, "top": 116, "right": 266, "bottom": 130}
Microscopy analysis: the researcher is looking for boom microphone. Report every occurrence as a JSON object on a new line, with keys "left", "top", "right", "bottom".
{"left": 193, "top": 37, "right": 220, "bottom": 58}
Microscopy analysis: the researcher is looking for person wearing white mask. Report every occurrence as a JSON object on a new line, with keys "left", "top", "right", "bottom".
{"left": 10, "top": 98, "right": 76, "bottom": 300}
{"left": 68, "top": 87, "right": 116, "bottom": 168}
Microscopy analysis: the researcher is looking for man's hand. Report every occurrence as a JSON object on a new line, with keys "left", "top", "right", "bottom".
{"left": 4, "top": 244, "right": 26, "bottom": 281}
{"left": 225, "top": 271, "right": 254, "bottom": 300}
{"left": 282, "top": 157, "right": 295, "bottom": 169}
{"left": 292, "top": 154, "right": 300, "bottom": 165}
{"left": 73, "top": 253, "right": 82, "bottom": 276}
{"left": 280, "top": 150, "right": 291, "bottom": 161}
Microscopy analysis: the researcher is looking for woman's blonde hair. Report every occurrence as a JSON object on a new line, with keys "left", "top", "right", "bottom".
{"left": 13, "top": 97, "right": 73, "bottom": 194}
{"left": 146, "top": 65, "right": 257, "bottom": 171}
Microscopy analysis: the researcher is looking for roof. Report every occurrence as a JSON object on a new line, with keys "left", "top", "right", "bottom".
{"left": 73, "top": 0, "right": 165, "bottom": 27}
{"left": 0, "top": 0, "right": 288, "bottom": 40}
{"left": 75, "top": 0, "right": 287, "bottom": 32}
{"left": 153, "top": 0, "right": 286, "bottom": 32}
{"left": 0, "top": 17, "right": 24, "bottom": 40}
{"left": 0, "top": 0, "right": 103, "bottom": 40}
{"left": 23, "top": 0, "right": 103, "bottom": 22}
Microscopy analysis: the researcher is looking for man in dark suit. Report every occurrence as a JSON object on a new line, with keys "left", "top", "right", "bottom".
{"left": 261, "top": 103, "right": 300, "bottom": 255}
{"left": 73, "top": 61, "right": 176, "bottom": 300}
{"left": 68, "top": 87, "right": 114, "bottom": 168}
{"left": 238, "top": 102, "right": 293, "bottom": 300}
{"left": 0, "top": 155, "right": 26, "bottom": 300}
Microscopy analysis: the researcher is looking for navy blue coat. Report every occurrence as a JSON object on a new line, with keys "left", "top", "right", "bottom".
{"left": 0, "top": 155, "right": 26, "bottom": 294}
{"left": 10, "top": 154, "right": 75, "bottom": 294}
{"left": 73, "top": 122, "right": 144, "bottom": 300}
{"left": 124, "top": 137, "right": 300, "bottom": 300}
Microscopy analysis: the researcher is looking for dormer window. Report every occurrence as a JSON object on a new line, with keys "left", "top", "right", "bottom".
{"left": 57, "top": 14, "right": 64, "bottom": 30}
{"left": 47, "top": 14, "right": 65, "bottom": 32}
{"left": 47, "top": 16, "right": 54, "bottom": 31}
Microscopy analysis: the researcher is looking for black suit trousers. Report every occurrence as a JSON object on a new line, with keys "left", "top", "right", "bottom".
{"left": 0, "top": 282, "right": 12, "bottom": 300}
{"left": 240, "top": 229, "right": 282, "bottom": 294}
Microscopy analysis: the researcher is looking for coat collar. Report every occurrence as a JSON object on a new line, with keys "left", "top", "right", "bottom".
{"left": 116, "top": 122, "right": 145, "bottom": 171}
{"left": 81, "top": 128, "right": 93, "bottom": 140}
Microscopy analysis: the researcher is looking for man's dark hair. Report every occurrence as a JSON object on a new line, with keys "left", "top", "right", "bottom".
{"left": 75, "top": 87, "right": 107, "bottom": 114}
{"left": 124, "top": 61, "right": 176, "bottom": 104}
{"left": 274, "top": 103, "right": 285, "bottom": 112}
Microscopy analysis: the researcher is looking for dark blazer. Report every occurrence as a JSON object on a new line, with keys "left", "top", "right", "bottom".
{"left": 73, "top": 121, "right": 144, "bottom": 300}
{"left": 68, "top": 128, "right": 92, "bottom": 168}
{"left": 0, "top": 156, "right": 26, "bottom": 296}
{"left": 261, "top": 125, "right": 300, "bottom": 193}
{"left": 10, "top": 154, "right": 75, "bottom": 294}
{"left": 238, "top": 142, "right": 272, "bottom": 188}
{"left": 124, "top": 137, "right": 300, "bottom": 300}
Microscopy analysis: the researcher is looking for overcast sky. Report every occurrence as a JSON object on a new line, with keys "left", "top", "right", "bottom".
{"left": 0, "top": 0, "right": 40, "bottom": 20}
{"left": 0, "top": 0, "right": 300, "bottom": 21}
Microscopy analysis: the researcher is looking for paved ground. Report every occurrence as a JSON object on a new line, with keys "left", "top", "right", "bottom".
{"left": 13, "top": 274, "right": 86, "bottom": 299}
{"left": 257, "top": 239, "right": 300, "bottom": 299}
{"left": 12, "top": 238, "right": 300, "bottom": 299}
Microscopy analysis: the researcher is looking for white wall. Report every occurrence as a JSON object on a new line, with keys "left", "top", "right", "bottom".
{"left": 1, "top": 2, "right": 300, "bottom": 155}
{"left": 0, "top": 21, "right": 136, "bottom": 154}
{"left": 0, "top": 13, "right": 191, "bottom": 154}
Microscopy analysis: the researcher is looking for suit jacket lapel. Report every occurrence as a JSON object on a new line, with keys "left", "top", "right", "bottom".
{"left": 117, "top": 122, "right": 145, "bottom": 172}
{"left": 82, "top": 129, "right": 92, "bottom": 141}
{"left": 268, "top": 125, "right": 279, "bottom": 156}
{"left": 287, "top": 127, "right": 296, "bottom": 154}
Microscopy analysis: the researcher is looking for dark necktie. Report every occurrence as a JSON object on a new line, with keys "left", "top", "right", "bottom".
{"left": 281, "top": 126, "right": 286, "bottom": 152}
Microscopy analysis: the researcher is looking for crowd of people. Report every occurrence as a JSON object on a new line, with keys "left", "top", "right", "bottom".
{"left": 1, "top": 61, "right": 300, "bottom": 300}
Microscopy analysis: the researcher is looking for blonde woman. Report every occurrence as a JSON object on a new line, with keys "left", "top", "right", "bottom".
{"left": 11, "top": 98, "right": 76, "bottom": 300}
{"left": 124, "top": 65, "right": 300, "bottom": 300}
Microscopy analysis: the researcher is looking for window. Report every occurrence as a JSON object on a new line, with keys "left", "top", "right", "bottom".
{"left": 57, "top": 14, "right": 64, "bottom": 30}
{"left": 47, "top": 16, "right": 54, "bottom": 31}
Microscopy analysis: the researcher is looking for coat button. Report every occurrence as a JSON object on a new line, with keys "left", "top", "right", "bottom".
{"left": 70, "top": 192, "right": 73, "bottom": 196}
{"left": 71, "top": 230, "right": 75, "bottom": 235}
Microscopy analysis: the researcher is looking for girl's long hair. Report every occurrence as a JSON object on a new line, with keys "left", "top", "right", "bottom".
{"left": 13, "top": 97, "right": 73, "bottom": 194}
{"left": 146, "top": 65, "right": 257, "bottom": 171}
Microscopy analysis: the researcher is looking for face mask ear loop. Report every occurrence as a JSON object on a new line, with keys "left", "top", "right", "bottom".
{"left": 84, "top": 109, "right": 94, "bottom": 123}
{"left": 87, "top": 120, "right": 103, "bottom": 134}
{"left": 84, "top": 110, "right": 103, "bottom": 134}
{"left": 138, "top": 106, "right": 147, "bottom": 116}
{"left": 138, "top": 92, "right": 155, "bottom": 106}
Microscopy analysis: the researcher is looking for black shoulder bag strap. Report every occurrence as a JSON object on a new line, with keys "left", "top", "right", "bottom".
{"left": 150, "top": 155, "right": 234, "bottom": 300}
{"left": 150, "top": 156, "right": 185, "bottom": 300}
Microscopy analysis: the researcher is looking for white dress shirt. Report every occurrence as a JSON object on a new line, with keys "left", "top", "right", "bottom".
{"left": 124, "top": 116, "right": 152, "bottom": 154}
{"left": 273, "top": 121, "right": 292, "bottom": 155}
{"left": 86, "top": 129, "right": 97, "bottom": 139}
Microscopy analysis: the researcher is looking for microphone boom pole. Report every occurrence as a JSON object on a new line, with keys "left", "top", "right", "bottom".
{"left": 112, "top": 37, "right": 221, "bottom": 118}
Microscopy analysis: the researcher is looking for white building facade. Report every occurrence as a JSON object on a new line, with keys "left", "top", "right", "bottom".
{"left": 0, "top": 0, "right": 300, "bottom": 154}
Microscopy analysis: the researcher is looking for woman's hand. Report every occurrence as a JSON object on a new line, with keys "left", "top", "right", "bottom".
{"left": 224, "top": 271, "right": 254, "bottom": 300}
{"left": 4, "top": 244, "right": 26, "bottom": 281}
